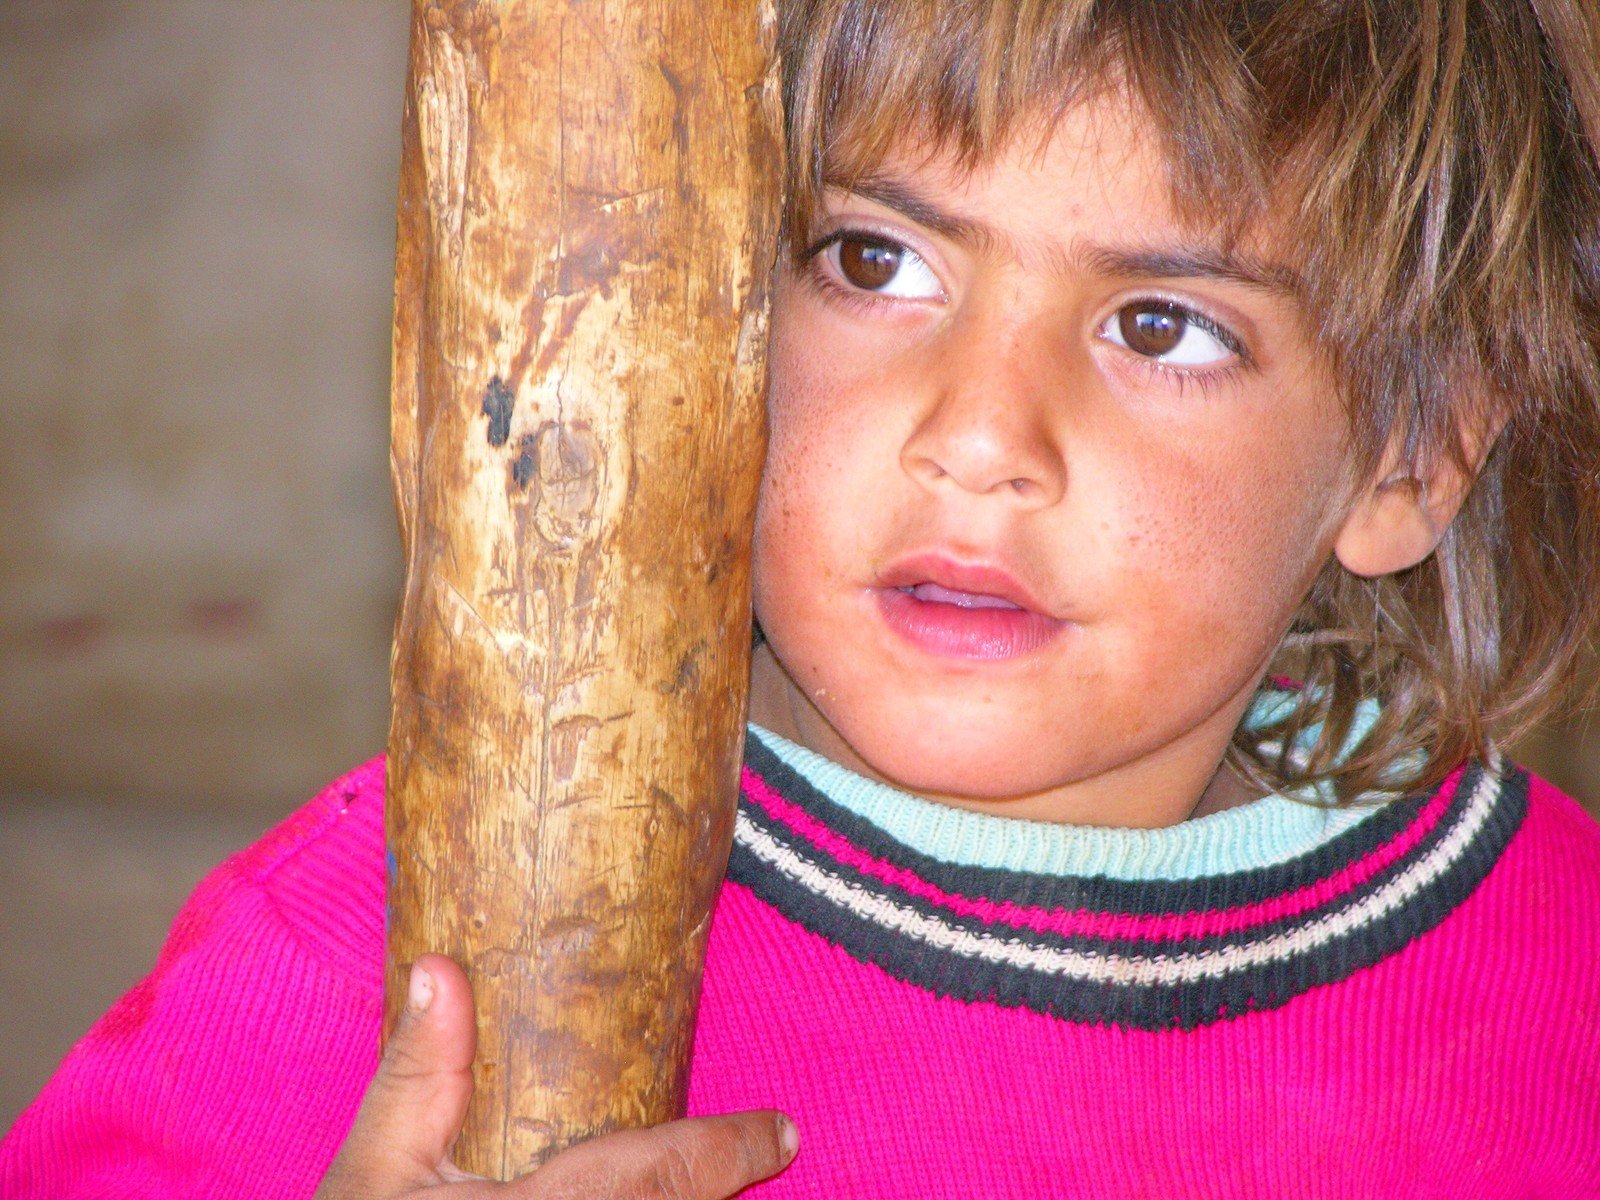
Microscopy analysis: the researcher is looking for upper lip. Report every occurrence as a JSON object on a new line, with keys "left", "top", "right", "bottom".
{"left": 876, "top": 553, "right": 1053, "bottom": 615}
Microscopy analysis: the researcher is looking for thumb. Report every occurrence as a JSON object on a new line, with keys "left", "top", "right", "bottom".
{"left": 324, "top": 954, "right": 478, "bottom": 1195}
{"left": 520, "top": 1110, "right": 800, "bottom": 1200}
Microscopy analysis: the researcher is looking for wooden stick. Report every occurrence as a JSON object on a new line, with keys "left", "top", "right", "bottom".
{"left": 385, "top": 0, "right": 780, "bottom": 1179}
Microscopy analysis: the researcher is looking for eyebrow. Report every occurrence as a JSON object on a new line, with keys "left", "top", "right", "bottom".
{"left": 1077, "top": 244, "right": 1305, "bottom": 297}
{"left": 829, "top": 174, "right": 992, "bottom": 244}
{"left": 828, "top": 173, "right": 1305, "bottom": 298}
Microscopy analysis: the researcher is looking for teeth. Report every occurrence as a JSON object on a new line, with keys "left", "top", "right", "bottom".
{"left": 909, "top": 582, "right": 1021, "bottom": 610}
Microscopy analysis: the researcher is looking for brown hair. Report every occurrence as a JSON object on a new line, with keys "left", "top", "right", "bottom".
{"left": 776, "top": 0, "right": 1600, "bottom": 802}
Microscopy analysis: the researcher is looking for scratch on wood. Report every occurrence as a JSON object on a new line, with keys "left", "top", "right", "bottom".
{"left": 586, "top": 185, "right": 665, "bottom": 213}
{"left": 416, "top": 18, "right": 471, "bottom": 252}
{"left": 439, "top": 575, "right": 496, "bottom": 638}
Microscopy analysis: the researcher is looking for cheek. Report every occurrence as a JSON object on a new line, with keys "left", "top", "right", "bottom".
{"left": 751, "top": 369, "right": 844, "bottom": 629}
{"left": 754, "top": 298, "right": 894, "bottom": 585}
{"left": 753, "top": 386, "right": 835, "bottom": 576}
{"left": 1104, "top": 420, "right": 1346, "bottom": 654}
{"left": 759, "top": 305, "right": 839, "bottom": 507}
{"left": 752, "top": 438, "right": 858, "bottom": 627}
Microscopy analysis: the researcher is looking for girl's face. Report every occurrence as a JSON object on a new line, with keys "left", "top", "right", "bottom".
{"left": 749, "top": 95, "right": 1359, "bottom": 827}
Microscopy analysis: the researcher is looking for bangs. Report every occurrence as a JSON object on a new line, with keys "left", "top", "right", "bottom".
{"left": 779, "top": 0, "right": 1264, "bottom": 243}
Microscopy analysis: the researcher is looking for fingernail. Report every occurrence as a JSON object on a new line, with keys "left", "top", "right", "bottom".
{"left": 777, "top": 1114, "right": 799, "bottom": 1164}
{"left": 407, "top": 962, "right": 435, "bottom": 1013}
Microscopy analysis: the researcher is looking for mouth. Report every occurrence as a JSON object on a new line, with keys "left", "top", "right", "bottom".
{"left": 873, "top": 555, "right": 1065, "bottom": 660}
{"left": 896, "top": 582, "right": 1023, "bottom": 610}
{"left": 877, "top": 556, "right": 1047, "bottom": 612}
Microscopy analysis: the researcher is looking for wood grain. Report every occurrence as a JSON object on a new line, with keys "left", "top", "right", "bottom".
{"left": 385, "top": 0, "right": 781, "bottom": 1178}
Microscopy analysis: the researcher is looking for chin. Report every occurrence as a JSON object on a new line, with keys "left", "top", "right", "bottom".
{"left": 840, "top": 713, "right": 1083, "bottom": 803}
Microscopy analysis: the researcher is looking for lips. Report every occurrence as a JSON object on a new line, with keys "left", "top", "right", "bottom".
{"left": 877, "top": 555, "right": 1048, "bottom": 613}
{"left": 873, "top": 554, "right": 1065, "bottom": 660}
{"left": 903, "top": 581, "right": 1022, "bottom": 610}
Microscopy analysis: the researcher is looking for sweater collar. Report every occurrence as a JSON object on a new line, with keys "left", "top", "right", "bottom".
{"left": 731, "top": 731, "right": 1525, "bottom": 1028}
{"left": 746, "top": 720, "right": 1385, "bottom": 883}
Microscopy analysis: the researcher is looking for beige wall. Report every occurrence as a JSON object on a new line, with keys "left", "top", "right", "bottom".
{"left": 1, "top": 2, "right": 407, "bottom": 807}
{"left": 1518, "top": 706, "right": 1600, "bottom": 812}
{"left": 0, "top": 1, "right": 1595, "bottom": 814}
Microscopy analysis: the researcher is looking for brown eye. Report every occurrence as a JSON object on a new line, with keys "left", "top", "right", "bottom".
{"left": 835, "top": 236, "right": 903, "bottom": 290}
{"left": 1117, "top": 302, "right": 1187, "bottom": 357}
{"left": 1106, "top": 300, "right": 1235, "bottom": 368}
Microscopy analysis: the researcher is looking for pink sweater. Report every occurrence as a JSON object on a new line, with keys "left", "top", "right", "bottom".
{"left": 4, "top": 738, "right": 1600, "bottom": 1197}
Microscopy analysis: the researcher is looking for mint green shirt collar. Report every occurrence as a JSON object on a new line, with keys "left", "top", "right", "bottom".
{"left": 747, "top": 697, "right": 1388, "bottom": 882}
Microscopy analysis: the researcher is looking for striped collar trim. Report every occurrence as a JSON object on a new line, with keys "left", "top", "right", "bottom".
{"left": 747, "top": 723, "right": 1388, "bottom": 881}
{"left": 729, "top": 737, "right": 1528, "bottom": 1030}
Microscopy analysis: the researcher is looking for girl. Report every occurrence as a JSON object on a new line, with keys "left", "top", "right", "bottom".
{"left": 6, "top": 1, "right": 1600, "bottom": 1196}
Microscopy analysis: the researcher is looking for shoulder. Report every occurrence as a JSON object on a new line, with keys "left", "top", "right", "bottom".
{"left": 235, "top": 754, "right": 388, "bottom": 885}
{"left": 0, "top": 761, "right": 390, "bottom": 1196}
{"left": 81, "top": 757, "right": 391, "bottom": 1058}
{"left": 119, "top": 757, "right": 390, "bottom": 999}
{"left": 95, "top": 753, "right": 390, "bottom": 1044}
{"left": 1441, "top": 762, "right": 1600, "bottom": 1007}
{"left": 1497, "top": 765, "right": 1600, "bottom": 918}
{"left": 215, "top": 755, "right": 389, "bottom": 978}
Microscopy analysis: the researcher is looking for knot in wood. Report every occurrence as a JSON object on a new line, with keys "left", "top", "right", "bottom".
{"left": 513, "top": 421, "right": 601, "bottom": 545}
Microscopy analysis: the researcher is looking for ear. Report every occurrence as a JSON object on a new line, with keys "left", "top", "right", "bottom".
{"left": 1333, "top": 414, "right": 1503, "bottom": 579}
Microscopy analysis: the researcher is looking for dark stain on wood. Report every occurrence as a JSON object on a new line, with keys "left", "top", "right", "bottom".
{"left": 511, "top": 433, "right": 539, "bottom": 489}
{"left": 658, "top": 640, "right": 705, "bottom": 695}
{"left": 483, "top": 375, "right": 516, "bottom": 446}
{"left": 513, "top": 421, "right": 600, "bottom": 513}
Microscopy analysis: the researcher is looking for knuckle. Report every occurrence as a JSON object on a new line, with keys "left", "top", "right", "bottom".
{"left": 652, "top": 1118, "right": 776, "bottom": 1198}
{"left": 647, "top": 1137, "right": 703, "bottom": 1200}
{"left": 377, "top": 1026, "right": 435, "bottom": 1084}
{"left": 382, "top": 1042, "right": 428, "bottom": 1082}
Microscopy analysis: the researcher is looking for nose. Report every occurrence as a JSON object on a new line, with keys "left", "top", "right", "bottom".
{"left": 899, "top": 307, "right": 1068, "bottom": 509}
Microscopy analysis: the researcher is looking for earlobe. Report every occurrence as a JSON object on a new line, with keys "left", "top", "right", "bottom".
{"left": 1333, "top": 474, "right": 1448, "bottom": 578}
{"left": 1334, "top": 396, "right": 1505, "bottom": 579}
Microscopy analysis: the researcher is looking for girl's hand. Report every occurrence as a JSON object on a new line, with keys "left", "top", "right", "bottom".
{"left": 315, "top": 954, "right": 799, "bottom": 1199}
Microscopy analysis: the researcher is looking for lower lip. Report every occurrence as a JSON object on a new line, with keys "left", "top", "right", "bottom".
{"left": 874, "top": 587, "right": 1066, "bottom": 660}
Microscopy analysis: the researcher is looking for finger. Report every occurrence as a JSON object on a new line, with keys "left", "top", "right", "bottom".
{"left": 321, "top": 955, "right": 479, "bottom": 1196}
{"left": 519, "top": 1110, "right": 799, "bottom": 1200}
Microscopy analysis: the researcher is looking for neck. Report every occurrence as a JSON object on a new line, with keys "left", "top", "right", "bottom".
{"left": 747, "top": 644, "right": 1264, "bottom": 829}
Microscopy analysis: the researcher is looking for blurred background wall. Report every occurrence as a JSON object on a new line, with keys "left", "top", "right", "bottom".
{"left": 1, "top": 1, "right": 403, "bottom": 808}
{"left": 1, "top": 0, "right": 1596, "bottom": 1130}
